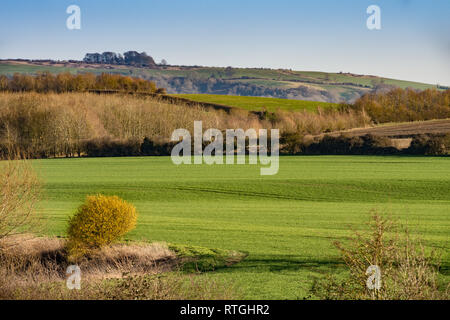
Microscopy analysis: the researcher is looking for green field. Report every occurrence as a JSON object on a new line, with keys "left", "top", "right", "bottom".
{"left": 32, "top": 156, "right": 450, "bottom": 299}
{"left": 171, "top": 94, "right": 338, "bottom": 112}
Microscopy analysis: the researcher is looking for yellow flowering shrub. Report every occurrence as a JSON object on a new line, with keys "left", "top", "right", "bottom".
{"left": 67, "top": 195, "right": 137, "bottom": 260}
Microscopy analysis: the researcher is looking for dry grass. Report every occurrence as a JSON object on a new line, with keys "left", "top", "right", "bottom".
{"left": 7, "top": 272, "right": 239, "bottom": 300}
{"left": 0, "top": 235, "right": 181, "bottom": 299}
{"left": 276, "top": 108, "right": 371, "bottom": 136}
{"left": 97, "top": 273, "right": 239, "bottom": 300}
{"left": 0, "top": 235, "right": 176, "bottom": 279}
{"left": 0, "top": 235, "right": 239, "bottom": 300}
{"left": 78, "top": 242, "right": 176, "bottom": 279}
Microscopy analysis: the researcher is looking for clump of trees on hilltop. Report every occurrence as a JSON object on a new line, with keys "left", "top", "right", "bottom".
{"left": 0, "top": 72, "right": 166, "bottom": 94}
{"left": 341, "top": 88, "right": 450, "bottom": 123}
{"left": 83, "top": 51, "right": 156, "bottom": 67}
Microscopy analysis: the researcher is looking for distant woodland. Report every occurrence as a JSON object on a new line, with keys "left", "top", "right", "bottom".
{"left": 0, "top": 72, "right": 165, "bottom": 94}
{"left": 83, "top": 51, "right": 157, "bottom": 67}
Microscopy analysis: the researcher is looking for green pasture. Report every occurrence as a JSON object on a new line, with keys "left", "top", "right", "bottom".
{"left": 31, "top": 156, "right": 450, "bottom": 299}
{"left": 171, "top": 94, "right": 338, "bottom": 112}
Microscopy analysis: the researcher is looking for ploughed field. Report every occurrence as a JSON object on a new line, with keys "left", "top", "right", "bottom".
{"left": 330, "top": 119, "right": 450, "bottom": 137}
{"left": 34, "top": 156, "right": 450, "bottom": 299}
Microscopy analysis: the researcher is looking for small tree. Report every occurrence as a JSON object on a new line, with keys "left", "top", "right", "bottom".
{"left": 0, "top": 160, "right": 41, "bottom": 243}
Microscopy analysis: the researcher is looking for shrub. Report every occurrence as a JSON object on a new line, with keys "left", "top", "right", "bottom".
{"left": 67, "top": 195, "right": 137, "bottom": 260}
{"left": 99, "top": 273, "right": 240, "bottom": 300}
{"left": 84, "top": 138, "right": 141, "bottom": 157}
{"left": 349, "top": 88, "right": 450, "bottom": 123}
{"left": 140, "top": 137, "right": 175, "bottom": 156}
{"left": 301, "top": 134, "right": 399, "bottom": 155}
{"left": 280, "top": 131, "right": 304, "bottom": 155}
{"left": 407, "top": 134, "right": 449, "bottom": 155}
{"left": 311, "top": 212, "right": 448, "bottom": 300}
{"left": 0, "top": 160, "right": 41, "bottom": 243}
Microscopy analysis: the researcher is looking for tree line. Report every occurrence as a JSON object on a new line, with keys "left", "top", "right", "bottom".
{"left": 280, "top": 132, "right": 450, "bottom": 156}
{"left": 83, "top": 51, "right": 156, "bottom": 67}
{"left": 342, "top": 88, "right": 450, "bottom": 123}
{"left": 0, "top": 92, "right": 368, "bottom": 159}
{"left": 0, "top": 85, "right": 449, "bottom": 159}
{"left": 0, "top": 72, "right": 165, "bottom": 94}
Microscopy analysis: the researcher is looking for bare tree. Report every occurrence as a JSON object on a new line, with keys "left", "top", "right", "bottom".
{"left": 0, "top": 160, "right": 41, "bottom": 242}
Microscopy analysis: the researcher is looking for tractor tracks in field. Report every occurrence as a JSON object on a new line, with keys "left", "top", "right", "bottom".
{"left": 165, "top": 185, "right": 364, "bottom": 203}
{"left": 166, "top": 185, "right": 313, "bottom": 201}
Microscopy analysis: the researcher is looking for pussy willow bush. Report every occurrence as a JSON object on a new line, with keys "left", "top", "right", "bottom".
{"left": 67, "top": 195, "right": 137, "bottom": 260}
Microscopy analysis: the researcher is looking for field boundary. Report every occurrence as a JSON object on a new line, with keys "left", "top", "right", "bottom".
{"left": 88, "top": 90, "right": 238, "bottom": 114}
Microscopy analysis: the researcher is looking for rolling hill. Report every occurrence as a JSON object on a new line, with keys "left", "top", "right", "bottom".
{"left": 0, "top": 60, "right": 441, "bottom": 103}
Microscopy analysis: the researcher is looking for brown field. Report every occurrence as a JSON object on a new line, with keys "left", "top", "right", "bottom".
{"left": 326, "top": 119, "right": 450, "bottom": 138}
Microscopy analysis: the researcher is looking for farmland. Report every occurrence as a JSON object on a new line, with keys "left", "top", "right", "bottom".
{"left": 349, "top": 119, "right": 450, "bottom": 136}
{"left": 171, "top": 94, "right": 338, "bottom": 112}
{"left": 322, "top": 119, "right": 450, "bottom": 138}
{"left": 33, "top": 156, "right": 450, "bottom": 299}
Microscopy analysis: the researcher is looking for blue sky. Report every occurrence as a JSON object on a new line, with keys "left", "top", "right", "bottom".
{"left": 0, "top": 0, "right": 449, "bottom": 85}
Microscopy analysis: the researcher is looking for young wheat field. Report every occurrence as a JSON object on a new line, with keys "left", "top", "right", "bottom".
{"left": 171, "top": 94, "right": 338, "bottom": 112}
{"left": 33, "top": 156, "right": 450, "bottom": 299}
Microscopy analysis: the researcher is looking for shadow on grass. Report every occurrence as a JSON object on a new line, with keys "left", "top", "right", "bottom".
{"left": 217, "top": 254, "right": 450, "bottom": 278}
{"left": 213, "top": 254, "right": 345, "bottom": 274}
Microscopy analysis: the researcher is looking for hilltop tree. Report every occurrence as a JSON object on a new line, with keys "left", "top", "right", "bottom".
{"left": 83, "top": 51, "right": 156, "bottom": 67}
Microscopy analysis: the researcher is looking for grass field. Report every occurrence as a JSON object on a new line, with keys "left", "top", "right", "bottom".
{"left": 32, "top": 156, "right": 450, "bottom": 299}
{"left": 171, "top": 94, "right": 338, "bottom": 112}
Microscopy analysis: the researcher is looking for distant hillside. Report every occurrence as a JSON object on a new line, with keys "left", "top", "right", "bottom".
{"left": 0, "top": 59, "right": 442, "bottom": 103}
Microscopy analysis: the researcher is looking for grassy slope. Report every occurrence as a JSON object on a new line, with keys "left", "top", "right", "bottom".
{"left": 171, "top": 94, "right": 338, "bottom": 112}
{"left": 33, "top": 156, "right": 450, "bottom": 299}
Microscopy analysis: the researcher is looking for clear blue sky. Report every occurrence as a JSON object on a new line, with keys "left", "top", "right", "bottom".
{"left": 0, "top": 0, "right": 449, "bottom": 85}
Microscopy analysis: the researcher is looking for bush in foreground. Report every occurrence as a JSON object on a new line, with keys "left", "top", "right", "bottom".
{"left": 312, "top": 212, "right": 448, "bottom": 300}
{"left": 67, "top": 195, "right": 137, "bottom": 260}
